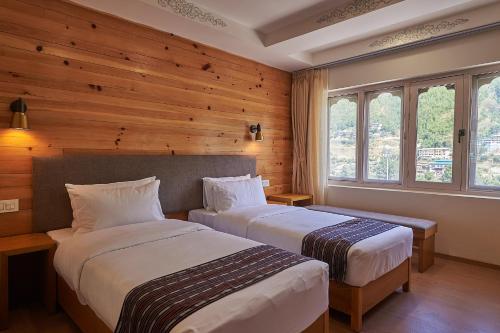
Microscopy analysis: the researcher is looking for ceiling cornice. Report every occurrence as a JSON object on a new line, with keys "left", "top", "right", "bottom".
{"left": 297, "top": 21, "right": 500, "bottom": 73}
{"left": 369, "top": 18, "right": 470, "bottom": 48}
{"left": 316, "top": 0, "right": 403, "bottom": 25}
{"left": 143, "top": 0, "right": 228, "bottom": 28}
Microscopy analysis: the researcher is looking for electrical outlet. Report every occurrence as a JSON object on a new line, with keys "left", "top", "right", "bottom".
{"left": 261, "top": 179, "right": 270, "bottom": 188}
{"left": 0, "top": 199, "right": 19, "bottom": 214}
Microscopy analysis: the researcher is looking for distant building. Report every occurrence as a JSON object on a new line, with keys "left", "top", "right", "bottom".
{"left": 482, "top": 134, "right": 500, "bottom": 152}
{"left": 417, "top": 147, "right": 451, "bottom": 159}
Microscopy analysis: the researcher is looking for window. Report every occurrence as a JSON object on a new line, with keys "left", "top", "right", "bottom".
{"left": 327, "top": 66, "right": 500, "bottom": 196}
{"left": 470, "top": 73, "right": 500, "bottom": 190}
{"left": 328, "top": 94, "right": 358, "bottom": 180}
{"left": 365, "top": 89, "right": 403, "bottom": 182}
{"left": 408, "top": 77, "right": 463, "bottom": 190}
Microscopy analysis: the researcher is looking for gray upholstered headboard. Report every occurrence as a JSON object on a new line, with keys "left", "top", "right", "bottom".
{"left": 32, "top": 154, "right": 256, "bottom": 232}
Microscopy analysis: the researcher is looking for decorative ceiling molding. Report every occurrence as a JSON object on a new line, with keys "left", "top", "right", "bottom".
{"left": 316, "top": 0, "right": 402, "bottom": 25}
{"left": 156, "top": 0, "right": 227, "bottom": 27}
{"left": 369, "top": 18, "right": 470, "bottom": 48}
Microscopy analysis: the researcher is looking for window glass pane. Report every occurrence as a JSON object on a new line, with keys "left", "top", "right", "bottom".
{"left": 415, "top": 84, "right": 455, "bottom": 183}
{"left": 471, "top": 75, "right": 500, "bottom": 187}
{"left": 329, "top": 95, "right": 357, "bottom": 179}
{"left": 366, "top": 90, "right": 402, "bottom": 181}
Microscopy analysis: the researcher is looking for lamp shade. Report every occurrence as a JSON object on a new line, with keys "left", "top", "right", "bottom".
{"left": 9, "top": 98, "right": 29, "bottom": 130}
{"left": 10, "top": 111, "right": 29, "bottom": 130}
{"left": 255, "top": 129, "right": 263, "bottom": 141}
{"left": 249, "top": 123, "right": 263, "bottom": 142}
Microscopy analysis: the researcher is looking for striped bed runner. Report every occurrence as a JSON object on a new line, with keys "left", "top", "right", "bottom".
{"left": 302, "top": 218, "right": 398, "bottom": 282}
{"left": 115, "top": 245, "right": 311, "bottom": 333}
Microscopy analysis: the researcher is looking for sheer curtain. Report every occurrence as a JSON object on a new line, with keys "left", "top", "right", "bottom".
{"left": 291, "top": 68, "right": 328, "bottom": 204}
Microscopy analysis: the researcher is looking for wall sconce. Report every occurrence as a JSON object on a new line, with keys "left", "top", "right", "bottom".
{"left": 10, "top": 98, "right": 30, "bottom": 130}
{"left": 249, "top": 123, "right": 263, "bottom": 142}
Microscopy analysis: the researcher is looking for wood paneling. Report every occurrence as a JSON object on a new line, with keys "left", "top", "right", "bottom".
{"left": 0, "top": 0, "right": 292, "bottom": 237}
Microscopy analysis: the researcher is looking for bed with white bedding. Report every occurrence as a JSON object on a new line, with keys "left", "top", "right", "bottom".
{"left": 189, "top": 203, "right": 413, "bottom": 332}
{"left": 50, "top": 219, "right": 329, "bottom": 333}
{"left": 189, "top": 205, "right": 413, "bottom": 287}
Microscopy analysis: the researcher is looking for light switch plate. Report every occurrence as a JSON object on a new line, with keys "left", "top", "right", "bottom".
{"left": 261, "top": 179, "right": 270, "bottom": 188}
{"left": 0, "top": 199, "right": 19, "bottom": 214}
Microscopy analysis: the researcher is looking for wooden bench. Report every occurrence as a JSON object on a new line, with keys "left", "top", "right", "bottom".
{"left": 307, "top": 205, "right": 437, "bottom": 273}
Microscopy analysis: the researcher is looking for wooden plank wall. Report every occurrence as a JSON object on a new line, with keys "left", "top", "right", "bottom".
{"left": 0, "top": 0, "right": 292, "bottom": 237}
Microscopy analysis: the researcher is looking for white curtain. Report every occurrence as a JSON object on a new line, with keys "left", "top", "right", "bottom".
{"left": 291, "top": 68, "right": 328, "bottom": 204}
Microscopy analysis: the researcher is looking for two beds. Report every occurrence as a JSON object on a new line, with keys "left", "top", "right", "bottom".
{"left": 33, "top": 154, "right": 413, "bottom": 333}
{"left": 33, "top": 154, "right": 331, "bottom": 333}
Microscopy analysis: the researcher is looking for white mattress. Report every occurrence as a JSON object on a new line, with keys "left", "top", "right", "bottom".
{"left": 53, "top": 220, "right": 329, "bottom": 333}
{"left": 47, "top": 228, "right": 74, "bottom": 245}
{"left": 188, "top": 205, "right": 413, "bottom": 287}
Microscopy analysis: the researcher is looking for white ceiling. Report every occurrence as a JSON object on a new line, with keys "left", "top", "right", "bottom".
{"left": 194, "top": 0, "right": 336, "bottom": 31}
{"left": 70, "top": 0, "right": 500, "bottom": 71}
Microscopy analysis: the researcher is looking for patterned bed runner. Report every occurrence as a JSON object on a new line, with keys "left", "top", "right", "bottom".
{"left": 302, "top": 218, "right": 398, "bottom": 282}
{"left": 115, "top": 245, "right": 311, "bottom": 333}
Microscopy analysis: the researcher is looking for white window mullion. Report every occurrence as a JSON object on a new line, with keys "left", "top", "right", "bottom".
{"left": 461, "top": 74, "right": 473, "bottom": 192}
{"left": 357, "top": 91, "right": 365, "bottom": 183}
{"left": 402, "top": 84, "right": 411, "bottom": 189}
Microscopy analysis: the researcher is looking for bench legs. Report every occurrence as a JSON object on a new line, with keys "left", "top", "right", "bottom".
{"left": 417, "top": 235, "right": 435, "bottom": 273}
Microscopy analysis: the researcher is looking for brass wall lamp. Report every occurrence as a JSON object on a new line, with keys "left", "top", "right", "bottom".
{"left": 10, "top": 98, "right": 30, "bottom": 130}
{"left": 249, "top": 123, "right": 263, "bottom": 141}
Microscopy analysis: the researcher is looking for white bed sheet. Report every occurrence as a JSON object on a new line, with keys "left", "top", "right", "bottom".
{"left": 188, "top": 208, "right": 218, "bottom": 228}
{"left": 47, "top": 228, "right": 74, "bottom": 245}
{"left": 189, "top": 205, "right": 413, "bottom": 287}
{"left": 53, "top": 220, "right": 329, "bottom": 333}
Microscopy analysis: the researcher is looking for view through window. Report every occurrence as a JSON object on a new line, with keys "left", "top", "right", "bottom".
{"left": 327, "top": 68, "right": 499, "bottom": 195}
{"left": 328, "top": 95, "right": 357, "bottom": 179}
{"left": 366, "top": 90, "right": 403, "bottom": 182}
{"left": 470, "top": 74, "right": 500, "bottom": 188}
{"left": 415, "top": 85, "right": 456, "bottom": 183}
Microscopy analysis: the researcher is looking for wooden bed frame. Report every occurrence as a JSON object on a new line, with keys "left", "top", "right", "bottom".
{"left": 330, "top": 258, "right": 411, "bottom": 332}
{"left": 57, "top": 275, "right": 329, "bottom": 333}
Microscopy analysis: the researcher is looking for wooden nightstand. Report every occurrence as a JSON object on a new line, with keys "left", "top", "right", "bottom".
{"left": 267, "top": 193, "right": 313, "bottom": 207}
{"left": 0, "top": 233, "right": 56, "bottom": 329}
{"left": 266, "top": 200, "right": 288, "bottom": 205}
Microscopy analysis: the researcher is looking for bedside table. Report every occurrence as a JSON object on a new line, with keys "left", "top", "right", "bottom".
{"left": 267, "top": 193, "right": 313, "bottom": 207}
{"left": 0, "top": 233, "right": 56, "bottom": 329}
{"left": 266, "top": 200, "right": 288, "bottom": 205}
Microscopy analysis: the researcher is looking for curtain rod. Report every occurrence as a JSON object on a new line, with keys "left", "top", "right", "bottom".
{"left": 293, "top": 21, "right": 500, "bottom": 74}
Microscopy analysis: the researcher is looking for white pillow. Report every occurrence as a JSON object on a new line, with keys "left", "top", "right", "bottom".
{"left": 211, "top": 176, "right": 266, "bottom": 212}
{"left": 202, "top": 174, "right": 250, "bottom": 210}
{"left": 65, "top": 176, "right": 155, "bottom": 190}
{"left": 67, "top": 180, "right": 164, "bottom": 234}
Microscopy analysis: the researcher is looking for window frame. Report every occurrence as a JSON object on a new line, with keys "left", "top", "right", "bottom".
{"left": 406, "top": 75, "right": 465, "bottom": 191}
{"left": 327, "top": 92, "right": 360, "bottom": 181}
{"left": 326, "top": 63, "right": 500, "bottom": 198}
{"left": 468, "top": 71, "right": 500, "bottom": 192}
{"left": 363, "top": 87, "right": 405, "bottom": 185}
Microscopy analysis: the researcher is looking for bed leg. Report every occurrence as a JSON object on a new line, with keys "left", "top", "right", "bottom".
{"left": 350, "top": 287, "right": 362, "bottom": 332}
{"left": 323, "top": 310, "right": 329, "bottom": 333}
{"left": 403, "top": 258, "right": 411, "bottom": 292}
